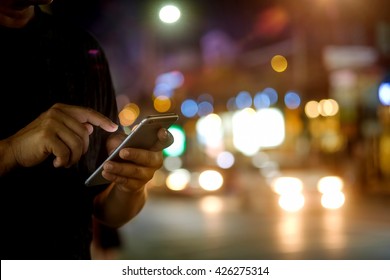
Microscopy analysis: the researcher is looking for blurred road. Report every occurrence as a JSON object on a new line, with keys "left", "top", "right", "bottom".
{"left": 118, "top": 176, "right": 390, "bottom": 260}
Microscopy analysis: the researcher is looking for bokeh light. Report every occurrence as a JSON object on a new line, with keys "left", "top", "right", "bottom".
{"left": 163, "top": 156, "right": 183, "bottom": 171}
{"left": 278, "top": 193, "right": 305, "bottom": 212}
{"left": 197, "top": 101, "right": 214, "bottom": 116}
{"left": 164, "top": 125, "right": 186, "bottom": 157}
{"left": 378, "top": 82, "right": 390, "bottom": 105}
{"left": 255, "top": 108, "right": 285, "bottom": 148}
{"left": 251, "top": 151, "right": 270, "bottom": 169}
{"left": 154, "top": 96, "right": 172, "bottom": 112}
{"left": 159, "top": 5, "right": 181, "bottom": 24}
{"left": 198, "top": 170, "right": 224, "bottom": 191}
{"left": 318, "top": 99, "right": 339, "bottom": 117}
{"left": 232, "top": 107, "right": 285, "bottom": 155}
{"left": 254, "top": 92, "right": 271, "bottom": 109}
{"left": 321, "top": 192, "right": 345, "bottom": 209}
{"left": 232, "top": 108, "right": 260, "bottom": 156}
{"left": 271, "top": 176, "right": 305, "bottom": 212}
{"left": 271, "top": 176, "right": 304, "bottom": 195}
{"left": 271, "top": 55, "right": 288, "bottom": 72}
{"left": 317, "top": 176, "right": 344, "bottom": 194}
{"left": 235, "top": 91, "right": 252, "bottom": 109}
{"left": 263, "top": 87, "right": 278, "bottom": 105}
{"left": 317, "top": 176, "right": 345, "bottom": 209}
{"left": 181, "top": 99, "right": 198, "bottom": 118}
{"left": 196, "top": 113, "right": 224, "bottom": 158}
{"left": 154, "top": 83, "right": 174, "bottom": 98}
{"left": 118, "top": 103, "right": 140, "bottom": 126}
{"left": 199, "top": 195, "right": 224, "bottom": 214}
{"left": 226, "top": 97, "right": 237, "bottom": 111}
{"left": 284, "top": 91, "right": 301, "bottom": 109}
{"left": 154, "top": 71, "right": 184, "bottom": 98}
{"left": 166, "top": 169, "right": 190, "bottom": 191}
{"left": 198, "top": 93, "right": 214, "bottom": 104}
{"left": 254, "top": 6, "right": 290, "bottom": 37}
{"left": 216, "top": 151, "right": 235, "bottom": 169}
{"left": 305, "top": 100, "right": 320, "bottom": 118}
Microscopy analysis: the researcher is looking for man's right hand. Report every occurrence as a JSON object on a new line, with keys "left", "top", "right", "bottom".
{"left": 1, "top": 103, "right": 118, "bottom": 173}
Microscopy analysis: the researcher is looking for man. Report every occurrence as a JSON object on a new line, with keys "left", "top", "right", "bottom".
{"left": 0, "top": 0, "right": 174, "bottom": 259}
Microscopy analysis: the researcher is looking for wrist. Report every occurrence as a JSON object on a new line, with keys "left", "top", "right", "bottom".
{"left": 115, "top": 183, "right": 146, "bottom": 195}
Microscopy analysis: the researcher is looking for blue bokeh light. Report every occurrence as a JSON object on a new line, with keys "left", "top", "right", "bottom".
{"left": 284, "top": 91, "right": 301, "bottom": 109}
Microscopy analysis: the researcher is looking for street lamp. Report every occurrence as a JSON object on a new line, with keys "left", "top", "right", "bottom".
{"left": 159, "top": 4, "right": 181, "bottom": 24}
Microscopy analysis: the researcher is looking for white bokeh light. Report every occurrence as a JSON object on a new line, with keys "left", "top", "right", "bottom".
{"left": 159, "top": 5, "right": 181, "bottom": 24}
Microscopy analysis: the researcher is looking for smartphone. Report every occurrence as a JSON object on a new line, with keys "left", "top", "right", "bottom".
{"left": 85, "top": 113, "right": 179, "bottom": 186}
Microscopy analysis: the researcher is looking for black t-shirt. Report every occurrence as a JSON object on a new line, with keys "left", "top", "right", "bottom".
{"left": 0, "top": 7, "right": 118, "bottom": 259}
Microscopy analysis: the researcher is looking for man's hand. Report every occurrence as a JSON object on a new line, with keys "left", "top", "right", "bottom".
{"left": 6, "top": 103, "right": 118, "bottom": 169}
{"left": 101, "top": 128, "right": 174, "bottom": 193}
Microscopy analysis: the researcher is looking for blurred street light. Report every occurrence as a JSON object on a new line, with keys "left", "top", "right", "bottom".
{"left": 159, "top": 4, "right": 181, "bottom": 24}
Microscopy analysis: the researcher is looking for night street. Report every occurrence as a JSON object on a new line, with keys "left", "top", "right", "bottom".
{"left": 119, "top": 172, "right": 390, "bottom": 260}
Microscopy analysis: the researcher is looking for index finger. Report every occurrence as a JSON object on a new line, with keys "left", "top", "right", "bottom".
{"left": 54, "top": 103, "right": 118, "bottom": 132}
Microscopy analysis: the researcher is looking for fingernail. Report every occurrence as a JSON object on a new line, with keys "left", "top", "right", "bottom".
{"left": 111, "top": 123, "right": 118, "bottom": 131}
{"left": 104, "top": 162, "right": 113, "bottom": 170}
{"left": 53, "top": 158, "right": 60, "bottom": 168}
{"left": 121, "top": 150, "right": 129, "bottom": 158}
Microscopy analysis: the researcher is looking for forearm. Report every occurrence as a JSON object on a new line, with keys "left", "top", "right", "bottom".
{"left": 93, "top": 182, "right": 147, "bottom": 228}
{"left": 0, "top": 139, "right": 16, "bottom": 176}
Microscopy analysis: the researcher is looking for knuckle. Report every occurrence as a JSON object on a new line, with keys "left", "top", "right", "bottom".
{"left": 37, "top": 126, "right": 54, "bottom": 139}
{"left": 70, "top": 136, "right": 84, "bottom": 151}
{"left": 43, "top": 108, "right": 60, "bottom": 121}
{"left": 56, "top": 149, "right": 70, "bottom": 158}
{"left": 40, "top": 112, "right": 58, "bottom": 130}
{"left": 114, "top": 175, "right": 129, "bottom": 187}
{"left": 133, "top": 165, "right": 144, "bottom": 177}
{"left": 85, "top": 107, "right": 96, "bottom": 114}
{"left": 51, "top": 103, "right": 64, "bottom": 109}
{"left": 150, "top": 152, "right": 163, "bottom": 168}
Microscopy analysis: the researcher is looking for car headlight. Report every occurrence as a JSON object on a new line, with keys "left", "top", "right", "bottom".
{"left": 317, "top": 176, "right": 345, "bottom": 209}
